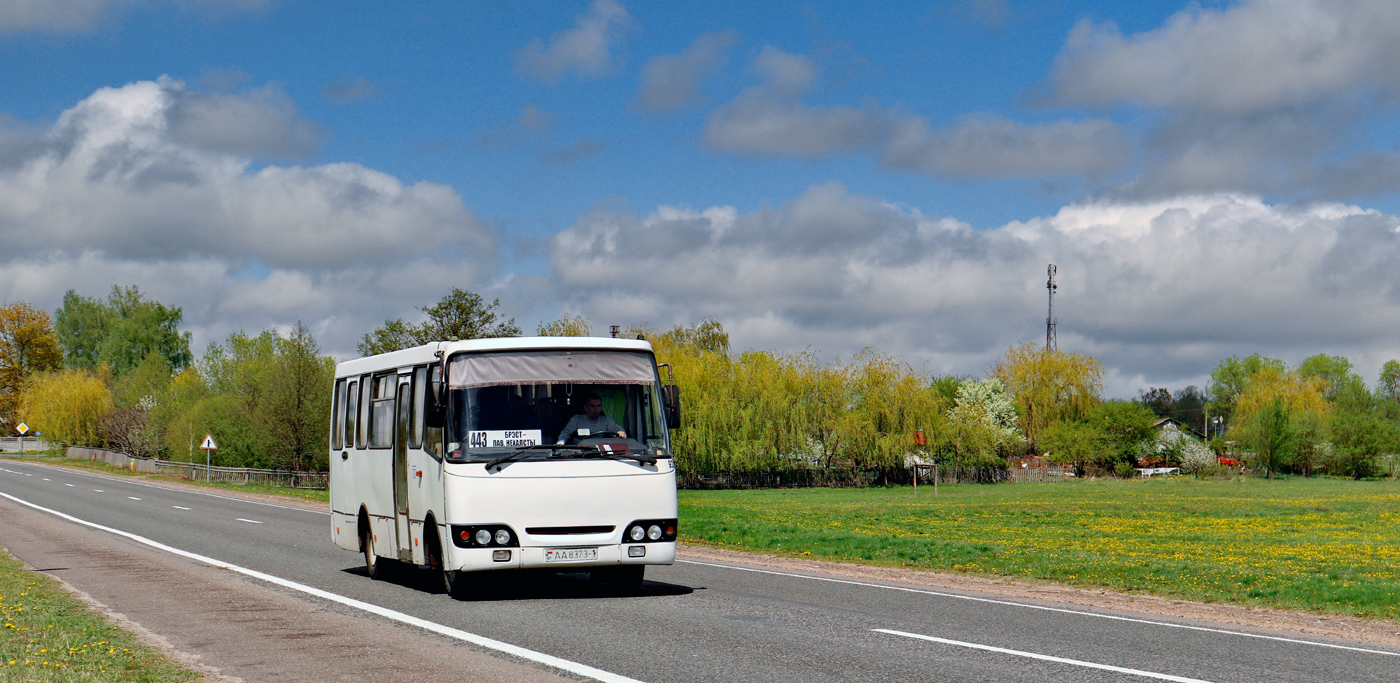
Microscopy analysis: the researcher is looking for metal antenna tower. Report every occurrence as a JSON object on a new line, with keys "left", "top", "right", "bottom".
{"left": 1045, "top": 264, "right": 1057, "bottom": 352}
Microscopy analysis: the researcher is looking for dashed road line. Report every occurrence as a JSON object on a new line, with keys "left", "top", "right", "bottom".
{"left": 680, "top": 560, "right": 1400, "bottom": 657}
{"left": 235, "top": 518, "right": 262, "bottom": 524}
{"left": 172, "top": 505, "right": 191, "bottom": 510}
{"left": 874, "top": 629, "right": 1212, "bottom": 682}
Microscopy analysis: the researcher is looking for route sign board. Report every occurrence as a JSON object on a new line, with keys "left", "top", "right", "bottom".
{"left": 16, "top": 423, "right": 28, "bottom": 435}
{"left": 200, "top": 434, "right": 218, "bottom": 450}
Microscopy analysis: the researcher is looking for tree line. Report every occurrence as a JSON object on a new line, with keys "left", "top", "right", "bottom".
{"left": 5, "top": 286, "right": 1398, "bottom": 479}
{"left": 2, "top": 287, "right": 333, "bottom": 472}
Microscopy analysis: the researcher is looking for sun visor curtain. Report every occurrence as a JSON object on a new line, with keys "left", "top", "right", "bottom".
{"left": 449, "top": 351, "right": 656, "bottom": 389}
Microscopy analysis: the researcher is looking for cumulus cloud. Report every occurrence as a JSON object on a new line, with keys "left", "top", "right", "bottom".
{"left": 0, "top": 0, "right": 266, "bottom": 33}
{"left": 883, "top": 114, "right": 1130, "bottom": 180}
{"left": 1043, "top": 0, "right": 1400, "bottom": 114}
{"left": 515, "top": 0, "right": 632, "bottom": 83}
{"left": 703, "top": 47, "right": 887, "bottom": 158}
{"left": 549, "top": 183, "right": 1400, "bottom": 395}
{"left": 0, "top": 78, "right": 501, "bottom": 359}
{"left": 634, "top": 30, "right": 740, "bottom": 114}
{"left": 705, "top": 46, "right": 1125, "bottom": 179}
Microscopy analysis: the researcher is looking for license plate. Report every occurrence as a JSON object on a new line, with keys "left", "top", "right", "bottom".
{"left": 545, "top": 547, "right": 598, "bottom": 562}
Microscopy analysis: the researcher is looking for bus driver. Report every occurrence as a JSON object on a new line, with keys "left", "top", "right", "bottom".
{"left": 557, "top": 392, "right": 626, "bottom": 443}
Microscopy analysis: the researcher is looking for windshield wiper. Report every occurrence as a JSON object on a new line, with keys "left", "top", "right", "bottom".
{"left": 485, "top": 444, "right": 589, "bottom": 470}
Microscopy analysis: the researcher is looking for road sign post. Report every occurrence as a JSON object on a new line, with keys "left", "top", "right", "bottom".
{"left": 200, "top": 434, "right": 218, "bottom": 483}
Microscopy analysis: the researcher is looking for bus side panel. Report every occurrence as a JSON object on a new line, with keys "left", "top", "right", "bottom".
{"left": 329, "top": 450, "right": 358, "bottom": 552}
{"left": 406, "top": 449, "right": 444, "bottom": 566}
{"left": 362, "top": 448, "right": 395, "bottom": 555}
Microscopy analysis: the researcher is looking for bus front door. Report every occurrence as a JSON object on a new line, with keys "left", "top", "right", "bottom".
{"left": 393, "top": 376, "right": 412, "bottom": 561}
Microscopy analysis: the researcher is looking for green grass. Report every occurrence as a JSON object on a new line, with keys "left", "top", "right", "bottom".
{"left": 5, "top": 456, "right": 329, "bottom": 506}
{"left": 679, "top": 477, "right": 1400, "bottom": 620}
{"left": 0, "top": 548, "right": 202, "bottom": 682}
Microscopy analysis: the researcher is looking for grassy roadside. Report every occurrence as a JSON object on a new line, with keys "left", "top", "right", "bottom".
{"left": 679, "top": 477, "right": 1400, "bottom": 620}
{"left": 0, "top": 548, "right": 202, "bottom": 682}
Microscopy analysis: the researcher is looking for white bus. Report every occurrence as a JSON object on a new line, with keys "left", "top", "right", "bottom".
{"left": 328, "top": 337, "right": 681, "bottom": 596}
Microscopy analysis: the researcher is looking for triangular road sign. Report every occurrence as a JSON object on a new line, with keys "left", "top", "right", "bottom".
{"left": 200, "top": 434, "right": 218, "bottom": 450}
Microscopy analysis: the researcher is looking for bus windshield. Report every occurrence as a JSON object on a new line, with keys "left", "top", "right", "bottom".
{"left": 443, "top": 349, "right": 670, "bottom": 463}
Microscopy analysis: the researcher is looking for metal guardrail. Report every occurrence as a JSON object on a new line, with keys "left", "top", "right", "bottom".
{"left": 65, "top": 446, "right": 328, "bottom": 489}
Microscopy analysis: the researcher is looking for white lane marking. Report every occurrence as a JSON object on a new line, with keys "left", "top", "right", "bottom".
{"left": 679, "top": 560, "right": 1400, "bottom": 657}
{"left": 128, "top": 497, "right": 141, "bottom": 501}
{"left": 65, "top": 483, "right": 75, "bottom": 487}
{"left": 93, "top": 489, "right": 103, "bottom": 493}
{"left": 236, "top": 518, "right": 262, "bottom": 524}
{"left": 875, "top": 629, "right": 1212, "bottom": 683}
{"left": 11, "top": 463, "right": 328, "bottom": 516}
{"left": 42, "top": 478, "right": 50, "bottom": 481}
{"left": 172, "top": 505, "right": 191, "bottom": 511}
{"left": 0, "top": 492, "right": 643, "bottom": 683}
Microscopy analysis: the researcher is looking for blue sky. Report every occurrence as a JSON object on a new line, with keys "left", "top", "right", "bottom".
{"left": 3, "top": 0, "right": 1400, "bottom": 397}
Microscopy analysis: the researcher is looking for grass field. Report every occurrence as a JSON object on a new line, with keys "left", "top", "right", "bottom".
{"left": 0, "top": 549, "right": 201, "bottom": 682}
{"left": 679, "top": 477, "right": 1400, "bottom": 620}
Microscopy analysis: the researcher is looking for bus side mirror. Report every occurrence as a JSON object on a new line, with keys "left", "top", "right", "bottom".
{"left": 424, "top": 380, "right": 446, "bottom": 429}
{"left": 662, "top": 385, "right": 681, "bottom": 430}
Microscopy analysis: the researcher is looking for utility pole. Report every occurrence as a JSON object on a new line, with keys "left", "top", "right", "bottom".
{"left": 1046, "top": 264, "right": 1057, "bottom": 352}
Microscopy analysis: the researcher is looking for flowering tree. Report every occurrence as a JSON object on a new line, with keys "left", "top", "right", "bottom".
{"left": 946, "top": 377, "right": 1023, "bottom": 465}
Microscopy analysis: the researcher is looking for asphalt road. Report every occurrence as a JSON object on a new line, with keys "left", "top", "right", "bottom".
{"left": 2, "top": 458, "right": 1397, "bottom": 683}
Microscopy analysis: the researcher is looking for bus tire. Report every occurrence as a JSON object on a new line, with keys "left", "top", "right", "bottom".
{"left": 362, "top": 524, "right": 386, "bottom": 580}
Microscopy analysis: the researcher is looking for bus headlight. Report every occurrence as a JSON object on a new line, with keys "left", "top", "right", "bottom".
{"left": 623, "top": 519, "right": 677, "bottom": 543}
{"left": 476, "top": 529, "right": 493, "bottom": 545}
{"left": 494, "top": 529, "right": 512, "bottom": 545}
{"left": 451, "top": 525, "right": 521, "bottom": 548}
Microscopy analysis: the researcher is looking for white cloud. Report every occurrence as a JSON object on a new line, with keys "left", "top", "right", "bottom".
{"left": 515, "top": 0, "right": 632, "bottom": 83}
{"left": 703, "top": 47, "right": 887, "bottom": 158}
{"left": 549, "top": 184, "right": 1400, "bottom": 396}
{"left": 704, "top": 46, "right": 1128, "bottom": 179}
{"left": 883, "top": 114, "right": 1130, "bottom": 180}
{"left": 0, "top": 0, "right": 266, "bottom": 33}
{"left": 634, "top": 30, "right": 739, "bottom": 114}
{"left": 1044, "top": 0, "right": 1400, "bottom": 114}
{"left": 0, "top": 78, "right": 500, "bottom": 359}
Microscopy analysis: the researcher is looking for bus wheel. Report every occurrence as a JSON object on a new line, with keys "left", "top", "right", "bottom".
{"left": 362, "top": 525, "right": 386, "bottom": 580}
{"left": 442, "top": 568, "right": 469, "bottom": 599}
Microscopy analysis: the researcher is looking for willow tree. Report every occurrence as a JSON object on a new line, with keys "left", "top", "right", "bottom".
{"left": 537, "top": 314, "right": 592, "bottom": 337}
{"left": 1231, "top": 366, "right": 1330, "bottom": 477}
{"left": 993, "top": 343, "right": 1102, "bottom": 448}
{"left": 18, "top": 368, "right": 113, "bottom": 445}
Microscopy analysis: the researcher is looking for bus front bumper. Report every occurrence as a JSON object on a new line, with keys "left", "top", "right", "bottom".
{"left": 448, "top": 541, "right": 675, "bottom": 572}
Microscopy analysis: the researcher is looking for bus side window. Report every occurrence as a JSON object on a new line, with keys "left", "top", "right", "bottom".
{"left": 345, "top": 380, "right": 359, "bottom": 450}
{"left": 357, "top": 373, "right": 371, "bottom": 450}
{"left": 331, "top": 379, "right": 345, "bottom": 451}
{"left": 368, "top": 373, "right": 394, "bottom": 448}
{"left": 411, "top": 366, "right": 426, "bottom": 451}
{"left": 423, "top": 365, "right": 443, "bottom": 457}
